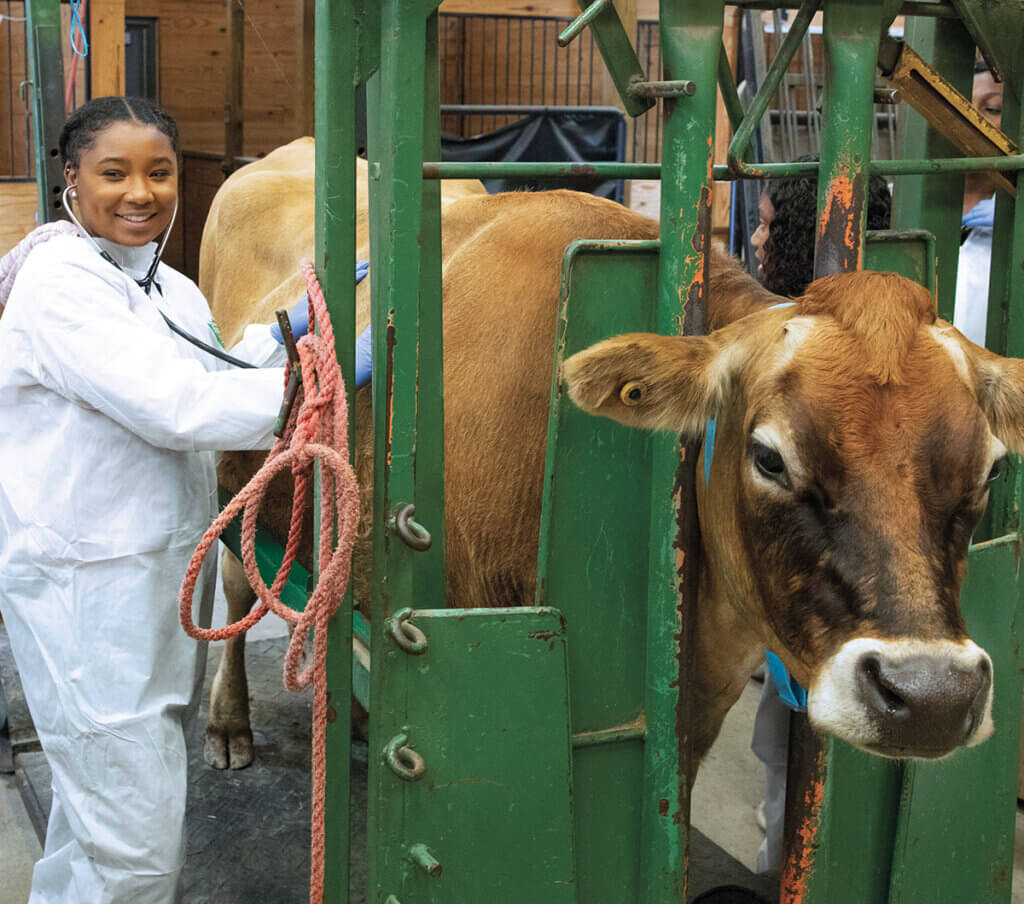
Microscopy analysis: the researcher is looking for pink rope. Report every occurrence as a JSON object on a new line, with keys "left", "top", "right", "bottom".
{"left": 179, "top": 259, "right": 360, "bottom": 904}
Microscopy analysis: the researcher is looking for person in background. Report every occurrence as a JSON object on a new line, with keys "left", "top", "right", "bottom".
{"left": 0, "top": 96, "right": 287, "bottom": 903}
{"left": 750, "top": 160, "right": 892, "bottom": 298}
{"left": 954, "top": 60, "right": 1004, "bottom": 347}
{"left": 746, "top": 161, "right": 892, "bottom": 875}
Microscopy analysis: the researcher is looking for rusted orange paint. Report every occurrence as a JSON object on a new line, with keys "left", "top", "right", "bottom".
{"left": 781, "top": 752, "right": 826, "bottom": 904}
{"left": 385, "top": 311, "right": 395, "bottom": 472}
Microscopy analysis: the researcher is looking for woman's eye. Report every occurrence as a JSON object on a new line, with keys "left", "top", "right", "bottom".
{"left": 151, "top": 170, "right": 170, "bottom": 179}
{"left": 103, "top": 170, "right": 124, "bottom": 178}
{"left": 987, "top": 456, "right": 1006, "bottom": 484}
{"left": 752, "top": 442, "right": 786, "bottom": 480}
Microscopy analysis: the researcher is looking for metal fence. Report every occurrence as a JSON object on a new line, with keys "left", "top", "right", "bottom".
{"left": 438, "top": 13, "right": 601, "bottom": 141}
{"left": 437, "top": 11, "right": 900, "bottom": 167}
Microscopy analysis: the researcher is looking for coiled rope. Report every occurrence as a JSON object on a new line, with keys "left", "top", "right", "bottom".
{"left": 179, "top": 259, "right": 359, "bottom": 904}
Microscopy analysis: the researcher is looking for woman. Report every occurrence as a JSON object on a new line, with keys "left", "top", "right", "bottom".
{"left": 0, "top": 96, "right": 285, "bottom": 903}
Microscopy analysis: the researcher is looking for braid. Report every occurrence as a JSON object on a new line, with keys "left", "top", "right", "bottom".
{"left": 60, "top": 96, "right": 179, "bottom": 168}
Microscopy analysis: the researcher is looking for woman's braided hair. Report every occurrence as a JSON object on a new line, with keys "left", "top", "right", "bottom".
{"left": 761, "top": 157, "right": 892, "bottom": 298}
{"left": 60, "top": 96, "right": 179, "bottom": 168}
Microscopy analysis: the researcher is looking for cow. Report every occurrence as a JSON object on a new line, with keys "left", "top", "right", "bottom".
{"left": 199, "top": 136, "right": 999, "bottom": 772}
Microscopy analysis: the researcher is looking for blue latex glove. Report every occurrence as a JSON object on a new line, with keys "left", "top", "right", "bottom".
{"left": 270, "top": 293, "right": 311, "bottom": 344}
{"left": 354, "top": 323, "right": 372, "bottom": 389}
{"left": 271, "top": 260, "right": 370, "bottom": 343}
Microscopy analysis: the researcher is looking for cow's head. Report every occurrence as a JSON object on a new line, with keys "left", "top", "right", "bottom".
{"left": 564, "top": 269, "right": 1016, "bottom": 759}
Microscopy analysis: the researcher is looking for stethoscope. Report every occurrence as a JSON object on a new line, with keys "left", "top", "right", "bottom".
{"left": 61, "top": 184, "right": 256, "bottom": 369}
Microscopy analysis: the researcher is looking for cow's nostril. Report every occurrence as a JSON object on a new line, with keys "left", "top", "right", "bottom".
{"left": 859, "top": 654, "right": 909, "bottom": 718}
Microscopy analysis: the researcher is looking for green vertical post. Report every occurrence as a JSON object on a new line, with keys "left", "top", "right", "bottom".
{"left": 365, "top": 0, "right": 446, "bottom": 899}
{"left": 812, "top": 0, "right": 884, "bottom": 278}
{"left": 414, "top": 11, "right": 447, "bottom": 598}
{"left": 647, "top": 1, "right": 723, "bottom": 899}
{"left": 889, "top": 16, "right": 974, "bottom": 322}
{"left": 784, "top": 4, "right": 895, "bottom": 903}
{"left": 983, "top": 63, "right": 1024, "bottom": 539}
{"left": 315, "top": 1, "right": 359, "bottom": 900}
{"left": 24, "top": 0, "right": 66, "bottom": 224}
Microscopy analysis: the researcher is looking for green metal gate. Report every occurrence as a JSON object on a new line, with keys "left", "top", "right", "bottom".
{"left": 298, "top": 1, "right": 1024, "bottom": 902}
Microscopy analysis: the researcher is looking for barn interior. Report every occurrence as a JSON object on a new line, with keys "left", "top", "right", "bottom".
{"left": 2, "top": 1, "right": 1024, "bottom": 903}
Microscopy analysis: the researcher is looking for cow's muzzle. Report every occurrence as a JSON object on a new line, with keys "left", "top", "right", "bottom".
{"left": 807, "top": 638, "right": 994, "bottom": 759}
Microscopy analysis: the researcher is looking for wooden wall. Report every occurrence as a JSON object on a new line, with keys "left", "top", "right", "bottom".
{"left": 125, "top": 0, "right": 304, "bottom": 156}
{"left": 0, "top": 182, "right": 39, "bottom": 256}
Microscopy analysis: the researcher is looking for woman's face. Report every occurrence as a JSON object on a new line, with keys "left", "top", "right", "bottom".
{"left": 750, "top": 192, "right": 774, "bottom": 275}
{"left": 65, "top": 121, "right": 178, "bottom": 247}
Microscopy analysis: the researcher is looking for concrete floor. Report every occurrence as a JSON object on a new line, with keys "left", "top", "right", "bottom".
{"left": 3, "top": 578, "right": 1024, "bottom": 901}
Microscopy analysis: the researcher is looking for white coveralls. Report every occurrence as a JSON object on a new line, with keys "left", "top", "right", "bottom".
{"left": 0, "top": 234, "right": 286, "bottom": 903}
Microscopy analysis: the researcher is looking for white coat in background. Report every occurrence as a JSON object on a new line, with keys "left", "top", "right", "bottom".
{"left": 954, "top": 225, "right": 994, "bottom": 348}
{"left": 0, "top": 234, "right": 286, "bottom": 903}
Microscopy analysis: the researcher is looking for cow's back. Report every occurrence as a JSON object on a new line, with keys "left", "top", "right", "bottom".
{"left": 201, "top": 164, "right": 660, "bottom": 608}
{"left": 437, "top": 190, "right": 659, "bottom": 605}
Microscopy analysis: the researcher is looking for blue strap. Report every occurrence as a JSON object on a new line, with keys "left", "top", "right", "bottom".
{"left": 765, "top": 651, "right": 808, "bottom": 711}
{"left": 703, "top": 417, "right": 717, "bottom": 484}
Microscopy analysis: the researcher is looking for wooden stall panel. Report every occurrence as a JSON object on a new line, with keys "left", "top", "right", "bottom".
{"left": 0, "top": 182, "right": 39, "bottom": 256}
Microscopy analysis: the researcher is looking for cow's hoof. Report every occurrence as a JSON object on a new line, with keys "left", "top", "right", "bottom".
{"left": 204, "top": 725, "right": 255, "bottom": 770}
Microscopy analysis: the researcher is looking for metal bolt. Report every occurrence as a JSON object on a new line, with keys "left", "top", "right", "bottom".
{"left": 409, "top": 843, "right": 443, "bottom": 878}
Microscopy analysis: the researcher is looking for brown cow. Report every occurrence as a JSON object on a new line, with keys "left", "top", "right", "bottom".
{"left": 566, "top": 270, "right": 999, "bottom": 758}
{"left": 201, "top": 137, "right": 996, "bottom": 771}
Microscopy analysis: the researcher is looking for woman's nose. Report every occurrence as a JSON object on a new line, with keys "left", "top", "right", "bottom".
{"left": 125, "top": 177, "right": 155, "bottom": 202}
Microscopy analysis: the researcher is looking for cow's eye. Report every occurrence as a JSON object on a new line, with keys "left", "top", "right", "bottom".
{"left": 987, "top": 455, "right": 1006, "bottom": 484}
{"left": 752, "top": 442, "right": 786, "bottom": 481}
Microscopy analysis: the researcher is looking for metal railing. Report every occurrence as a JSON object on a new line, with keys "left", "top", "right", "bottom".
{"left": 438, "top": 13, "right": 600, "bottom": 141}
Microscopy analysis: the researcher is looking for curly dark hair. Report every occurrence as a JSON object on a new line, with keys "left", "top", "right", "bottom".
{"left": 760, "top": 165, "right": 892, "bottom": 298}
{"left": 60, "top": 96, "right": 179, "bottom": 168}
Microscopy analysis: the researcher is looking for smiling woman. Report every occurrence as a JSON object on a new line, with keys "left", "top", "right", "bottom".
{"left": 0, "top": 95, "right": 289, "bottom": 904}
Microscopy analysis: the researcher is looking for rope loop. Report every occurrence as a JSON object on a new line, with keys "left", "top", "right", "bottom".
{"left": 178, "top": 259, "right": 358, "bottom": 904}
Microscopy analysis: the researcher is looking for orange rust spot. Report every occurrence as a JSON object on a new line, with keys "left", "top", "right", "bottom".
{"left": 781, "top": 761, "right": 826, "bottom": 903}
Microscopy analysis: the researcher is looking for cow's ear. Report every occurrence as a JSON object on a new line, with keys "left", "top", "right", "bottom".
{"left": 971, "top": 347, "right": 1024, "bottom": 454}
{"left": 564, "top": 332, "right": 731, "bottom": 435}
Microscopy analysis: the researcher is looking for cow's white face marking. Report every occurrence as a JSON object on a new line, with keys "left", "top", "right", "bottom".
{"left": 929, "top": 324, "right": 972, "bottom": 384}
{"left": 807, "top": 636, "right": 993, "bottom": 759}
{"left": 774, "top": 315, "right": 817, "bottom": 371}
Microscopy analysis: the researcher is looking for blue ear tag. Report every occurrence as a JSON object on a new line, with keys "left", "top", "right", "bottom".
{"left": 765, "top": 651, "right": 808, "bottom": 711}
{"left": 703, "top": 418, "right": 717, "bottom": 485}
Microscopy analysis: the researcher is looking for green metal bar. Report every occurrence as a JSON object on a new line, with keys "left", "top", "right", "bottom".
{"left": 414, "top": 11, "right": 447, "bottom": 604}
{"left": 727, "top": 0, "right": 822, "bottom": 171}
{"left": 783, "top": 4, "right": 897, "bottom": 903}
{"left": 572, "top": 0, "right": 655, "bottom": 118}
{"left": 365, "top": 2, "right": 443, "bottom": 900}
{"left": 424, "top": 155, "right": 1024, "bottom": 184}
{"left": 644, "top": 2, "right": 724, "bottom": 900}
{"left": 558, "top": 0, "right": 611, "bottom": 47}
{"left": 717, "top": 41, "right": 745, "bottom": 134}
{"left": 315, "top": 2, "right": 359, "bottom": 901}
{"left": 984, "top": 65, "right": 1024, "bottom": 541}
{"left": 889, "top": 18, "right": 974, "bottom": 322}
{"left": 25, "top": 0, "right": 66, "bottom": 224}
{"left": 812, "top": 0, "right": 884, "bottom": 277}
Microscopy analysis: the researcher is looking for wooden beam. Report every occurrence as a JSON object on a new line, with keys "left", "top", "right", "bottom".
{"left": 89, "top": 0, "right": 125, "bottom": 97}
{"left": 296, "top": 0, "right": 314, "bottom": 136}
{"left": 224, "top": 0, "right": 244, "bottom": 173}
{"left": 439, "top": 0, "right": 659, "bottom": 20}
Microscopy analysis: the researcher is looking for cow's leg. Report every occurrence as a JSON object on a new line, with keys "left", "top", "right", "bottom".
{"left": 204, "top": 547, "right": 255, "bottom": 769}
